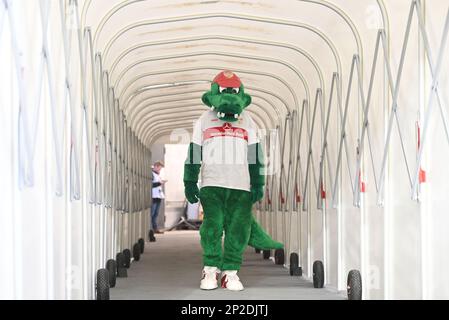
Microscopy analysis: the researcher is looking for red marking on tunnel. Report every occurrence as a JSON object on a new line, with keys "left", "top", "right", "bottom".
{"left": 320, "top": 180, "right": 326, "bottom": 199}
{"left": 295, "top": 185, "right": 301, "bottom": 203}
{"left": 419, "top": 169, "right": 426, "bottom": 183}
{"left": 358, "top": 171, "right": 366, "bottom": 193}
{"left": 280, "top": 194, "right": 285, "bottom": 204}
{"left": 279, "top": 186, "right": 285, "bottom": 204}
{"left": 417, "top": 121, "right": 427, "bottom": 184}
{"left": 266, "top": 187, "right": 272, "bottom": 205}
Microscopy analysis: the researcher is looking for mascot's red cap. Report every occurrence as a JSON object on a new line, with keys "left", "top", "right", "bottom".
{"left": 213, "top": 70, "right": 242, "bottom": 88}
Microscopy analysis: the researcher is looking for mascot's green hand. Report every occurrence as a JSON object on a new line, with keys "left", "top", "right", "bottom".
{"left": 250, "top": 185, "right": 264, "bottom": 204}
{"left": 185, "top": 181, "right": 200, "bottom": 204}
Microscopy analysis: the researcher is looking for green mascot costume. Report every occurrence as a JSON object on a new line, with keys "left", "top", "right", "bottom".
{"left": 184, "top": 70, "right": 283, "bottom": 291}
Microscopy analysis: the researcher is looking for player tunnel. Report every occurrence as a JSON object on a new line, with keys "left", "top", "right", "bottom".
{"left": 1, "top": 0, "right": 449, "bottom": 300}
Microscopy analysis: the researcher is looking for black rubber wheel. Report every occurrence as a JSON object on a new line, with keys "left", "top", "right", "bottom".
{"left": 116, "top": 253, "right": 128, "bottom": 278}
{"left": 347, "top": 270, "right": 362, "bottom": 300}
{"left": 123, "top": 249, "right": 131, "bottom": 268}
{"left": 263, "top": 249, "right": 270, "bottom": 260}
{"left": 105, "top": 259, "right": 117, "bottom": 288}
{"left": 255, "top": 248, "right": 261, "bottom": 254}
{"left": 294, "top": 266, "right": 302, "bottom": 276}
{"left": 133, "top": 243, "right": 141, "bottom": 261}
{"left": 149, "top": 230, "right": 156, "bottom": 242}
{"left": 289, "top": 253, "right": 302, "bottom": 276}
{"left": 96, "top": 269, "right": 110, "bottom": 300}
{"left": 313, "top": 260, "right": 324, "bottom": 288}
{"left": 138, "top": 238, "right": 145, "bottom": 254}
{"left": 274, "top": 249, "right": 285, "bottom": 265}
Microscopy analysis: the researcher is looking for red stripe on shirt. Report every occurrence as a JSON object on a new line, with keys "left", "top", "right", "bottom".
{"left": 203, "top": 123, "right": 248, "bottom": 141}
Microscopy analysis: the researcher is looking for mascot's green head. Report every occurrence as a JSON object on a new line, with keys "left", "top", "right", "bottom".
{"left": 202, "top": 70, "right": 252, "bottom": 122}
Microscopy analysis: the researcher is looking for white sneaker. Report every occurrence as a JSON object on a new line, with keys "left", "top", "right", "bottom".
{"left": 221, "top": 270, "right": 244, "bottom": 291}
{"left": 200, "top": 266, "right": 221, "bottom": 290}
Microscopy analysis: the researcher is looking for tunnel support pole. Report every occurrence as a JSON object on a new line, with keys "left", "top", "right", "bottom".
{"left": 411, "top": 4, "right": 449, "bottom": 199}
{"left": 286, "top": 110, "right": 299, "bottom": 261}
{"left": 293, "top": 100, "right": 307, "bottom": 269}
{"left": 278, "top": 115, "right": 288, "bottom": 247}
{"left": 377, "top": 1, "right": 417, "bottom": 205}
{"left": 331, "top": 57, "right": 358, "bottom": 208}
{"left": 317, "top": 73, "right": 338, "bottom": 213}
{"left": 317, "top": 73, "right": 342, "bottom": 288}
{"left": 285, "top": 112, "right": 296, "bottom": 265}
{"left": 302, "top": 89, "right": 322, "bottom": 211}
{"left": 303, "top": 90, "right": 322, "bottom": 278}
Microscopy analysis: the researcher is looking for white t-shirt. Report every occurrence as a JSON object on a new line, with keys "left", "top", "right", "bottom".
{"left": 152, "top": 171, "right": 165, "bottom": 199}
{"left": 192, "top": 110, "right": 259, "bottom": 192}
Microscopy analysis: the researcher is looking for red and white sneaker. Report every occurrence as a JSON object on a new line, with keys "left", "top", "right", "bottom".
{"left": 200, "top": 266, "right": 221, "bottom": 290}
{"left": 221, "top": 270, "right": 244, "bottom": 291}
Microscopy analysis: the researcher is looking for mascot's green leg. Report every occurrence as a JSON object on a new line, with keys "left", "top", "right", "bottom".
{"left": 199, "top": 186, "right": 254, "bottom": 270}
{"left": 248, "top": 215, "right": 284, "bottom": 250}
{"left": 198, "top": 187, "right": 225, "bottom": 269}
{"left": 199, "top": 186, "right": 282, "bottom": 270}
{"left": 221, "top": 188, "right": 253, "bottom": 271}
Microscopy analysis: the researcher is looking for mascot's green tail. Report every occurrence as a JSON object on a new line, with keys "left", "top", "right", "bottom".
{"left": 248, "top": 215, "right": 284, "bottom": 250}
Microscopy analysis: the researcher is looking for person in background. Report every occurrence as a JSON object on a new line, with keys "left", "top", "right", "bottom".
{"left": 151, "top": 161, "right": 167, "bottom": 234}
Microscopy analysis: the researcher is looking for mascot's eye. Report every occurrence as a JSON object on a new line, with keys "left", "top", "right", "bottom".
{"left": 219, "top": 86, "right": 240, "bottom": 94}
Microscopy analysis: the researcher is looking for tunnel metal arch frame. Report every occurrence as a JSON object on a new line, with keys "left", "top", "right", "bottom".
{"left": 88, "top": 10, "right": 346, "bottom": 128}
{"left": 3, "top": 0, "right": 390, "bottom": 254}
{"left": 79, "top": 1, "right": 385, "bottom": 245}
{"left": 82, "top": 0, "right": 369, "bottom": 48}
{"left": 76, "top": 2, "right": 400, "bottom": 230}
{"left": 112, "top": 51, "right": 311, "bottom": 110}
{"left": 141, "top": 105, "right": 269, "bottom": 143}
{"left": 117, "top": 67, "right": 301, "bottom": 133}
{"left": 93, "top": 12, "right": 348, "bottom": 73}
{"left": 79, "top": 3, "right": 356, "bottom": 252}
{"left": 127, "top": 89, "right": 279, "bottom": 132}
{"left": 133, "top": 99, "right": 273, "bottom": 139}
{"left": 117, "top": 65, "right": 303, "bottom": 122}
{"left": 105, "top": 35, "right": 326, "bottom": 93}
{"left": 83, "top": 2, "right": 336, "bottom": 282}
{"left": 125, "top": 80, "right": 289, "bottom": 130}
{"left": 81, "top": 6, "right": 354, "bottom": 272}
{"left": 81, "top": 0, "right": 368, "bottom": 73}
{"left": 116, "top": 67, "right": 311, "bottom": 220}
{"left": 112, "top": 54, "right": 310, "bottom": 145}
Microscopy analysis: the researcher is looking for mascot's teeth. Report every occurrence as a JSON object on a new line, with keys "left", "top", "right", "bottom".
{"left": 211, "top": 107, "right": 215, "bottom": 111}
{"left": 234, "top": 114, "right": 239, "bottom": 119}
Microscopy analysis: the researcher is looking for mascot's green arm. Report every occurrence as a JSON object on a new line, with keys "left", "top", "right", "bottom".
{"left": 183, "top": 143, "right": 202, "bottom": 203}
{"left": 248, "top": 143, "right": 265, "bottom": 187}
{"left": 184, "top": 143, "right": 201, "bottom": 183}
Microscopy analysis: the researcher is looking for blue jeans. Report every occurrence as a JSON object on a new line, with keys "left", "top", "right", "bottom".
{"left": 151, "top": 198, "right": 162, "bottom": 230}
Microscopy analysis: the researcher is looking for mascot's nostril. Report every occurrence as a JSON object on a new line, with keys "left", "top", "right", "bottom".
{"left": 218, "top": 104, "right": 240, "bottom": 116}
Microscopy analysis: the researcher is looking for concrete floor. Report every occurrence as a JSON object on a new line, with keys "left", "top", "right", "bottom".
{"left": 110, "top": 231, "right": 346, "bottom": 300}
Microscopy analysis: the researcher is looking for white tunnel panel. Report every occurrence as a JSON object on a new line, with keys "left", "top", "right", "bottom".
{"left": 1, "top": 0, "right": 449, "bottom": 300}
